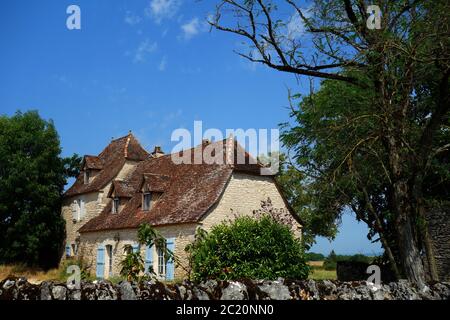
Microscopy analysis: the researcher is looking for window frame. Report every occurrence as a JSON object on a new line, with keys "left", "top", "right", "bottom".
{"left": 143, "top": 192, "right": 152, "bottom": 211}
{"left": 112, "top": 197, "right": 120, "bottom": 214}
{"left": 157, "top": 245, "right": 167, "bottom": 277}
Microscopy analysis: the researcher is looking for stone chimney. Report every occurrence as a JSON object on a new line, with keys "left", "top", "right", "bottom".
{"left": 151, "top": 146, "right": 165, "bottom": 158}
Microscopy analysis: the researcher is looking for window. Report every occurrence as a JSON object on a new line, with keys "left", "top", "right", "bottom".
{"left": 157, "top": 245, "right": 167, "bottom": 277}
{"left": 84, "top": 170, "right": 90, "bottom": 184}
{"left": 143, "top": 193, "right": 151, "bottom": 211}
{"left": 112, "top": 198, "right": 120, "bottom": 214}
{"left": 71, "top": 244, "right": 77, "bottom": 256}
{"left": 106, "top": 245, "right": 113, "bottom": 277}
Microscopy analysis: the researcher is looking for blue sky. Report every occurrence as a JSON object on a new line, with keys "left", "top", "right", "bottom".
{"left": 0, "top": 0, "right": 381, "bottom": 255}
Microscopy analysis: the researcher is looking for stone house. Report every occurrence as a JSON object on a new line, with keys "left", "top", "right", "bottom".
{"left": 62, "top": 133, "right": 302, "bottom": 280}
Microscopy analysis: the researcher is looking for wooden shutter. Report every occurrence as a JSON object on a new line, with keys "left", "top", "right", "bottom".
{"left": 145, "top": 245, "right": 154, "bottom": 274}
{"left": 96, "top": 246, "right": 105, "bottom": 279}
{"left": 166, "top": 238, "right": 175, "bottom": 280}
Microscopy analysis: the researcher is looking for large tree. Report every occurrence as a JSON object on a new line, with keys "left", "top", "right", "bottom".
{"left": 210, "top": 0, "right": 450, "bottom": 287}
{"left": 0, "top": 111, "right": 81, "bottom": 268}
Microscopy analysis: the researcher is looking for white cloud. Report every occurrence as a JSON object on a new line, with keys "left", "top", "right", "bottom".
{"left": 125, "top": 11, "right": 142, "bottom": 26}
{"left": 145, "top": 0, "right": 181, "bottom": 24}
{"left": 180, "top": 17, "right": 208, "bottom": 40}
{"left": 159, "top": 56, "right": 168, "bottom": 71}
{"left": 134, "top": 39, "right": 158, "bottom": 63}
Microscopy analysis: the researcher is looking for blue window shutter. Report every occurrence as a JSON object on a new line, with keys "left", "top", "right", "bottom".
{"left": 145, "top": 245, "right": 154, "bottom": 274}
{"left": 166, "top": 238, "right": 175, "bottom": 280}
{"left": 65, "top": 245, "right": 71, "bottom": 257}
{"left": 132, "top": 243, "right": 140, "bottom": 253}
{"left": 96, "top": 246, "right": 105, "bottom": 279}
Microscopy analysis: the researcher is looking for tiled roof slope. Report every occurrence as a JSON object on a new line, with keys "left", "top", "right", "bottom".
{"left": 64, "top": 133, "right": 149, "bottom": 197}
{"left": 78, "top": 139, "right": 269, "bottom": 233}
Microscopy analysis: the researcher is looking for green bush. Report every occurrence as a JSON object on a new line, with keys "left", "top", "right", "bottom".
{"left": 186, "top": 215, "right": 310, "bottom": 281}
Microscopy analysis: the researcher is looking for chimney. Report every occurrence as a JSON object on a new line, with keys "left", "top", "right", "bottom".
{"left": 152, "top": 146, "right": 165, "bottom": 158}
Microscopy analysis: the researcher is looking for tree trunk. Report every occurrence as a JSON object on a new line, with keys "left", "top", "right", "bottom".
{"left": 396, "top": 212, "right": 427, "bottom": 289}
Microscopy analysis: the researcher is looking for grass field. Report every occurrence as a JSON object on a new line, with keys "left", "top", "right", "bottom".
{"left": 307, "top": 261, "right": 337, "bottom": 280}
{"left": 0, "top": 264, "right": 63, "bottom": 284}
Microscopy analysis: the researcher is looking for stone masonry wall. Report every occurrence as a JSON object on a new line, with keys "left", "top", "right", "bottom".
{"left": 427, "top": 205, "right": 450, "bottom": 281}
{"left": 201, "top": 172, "right": 302, "bottom": 237}
{"left": 62, "top": 160, "right": 141, "bottom": 259}
{"left": 79, "top": 224, "right": 198, "bottom": 280}
{"left": 1, "top": 277, "right": 449, "bottom": 300}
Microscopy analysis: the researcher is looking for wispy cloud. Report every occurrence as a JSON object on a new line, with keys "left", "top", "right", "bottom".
{"left": 124, "top": 11, "right": 142, "bottom": 26}
{"left": 133, "top": 39, "right": 158, "bottom": 63}
{"left": 159, "top": 56, "right": 168, "bottom": 71}
{"left": 145, "top": 0, "right": 181, "bottom": 24}
{"left": 180, "top": 17, "right": 208, "bottom": 40}
{"left": 181, "top": 17, "right": 200, "bottom": 40}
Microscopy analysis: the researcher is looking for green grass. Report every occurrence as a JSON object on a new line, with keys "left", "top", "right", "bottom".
{"left": 308, "top": 265, "right": 337, "bottom": 280}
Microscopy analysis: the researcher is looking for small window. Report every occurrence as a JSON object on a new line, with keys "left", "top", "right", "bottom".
{"left": 71, "top": 244, "right": 78, "bottom": 256}
{"left": 157, "top": 245, "right": 167, "bottom": 277}
{"left": 84, "top": 170, "right": 90, "bottom": 184}
{"left": 112, "top": 198, "right": 120, "bottom": 214}
{"left": 143, "top": 193, "right": 151, "bottom": 211}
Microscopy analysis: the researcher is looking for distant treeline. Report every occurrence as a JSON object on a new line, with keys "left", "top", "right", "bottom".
{"left": 306, "top": 251, "right": 378, "bottom": 271}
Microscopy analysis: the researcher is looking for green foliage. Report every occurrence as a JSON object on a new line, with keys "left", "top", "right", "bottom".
{"left": 276, "top": 154, "right": 337, "bottom": 250}
{"left": 58, "top": 257, "right": 93, "bottom": 281}
{"left": 186, "top": 215, "right": 310, "bottom": 281}
{"left": 305, "top": 252, "right": 325, "bottom": 261}
{"left": 120, "top": 224, "right": 181, "bottom": 283}
{"left": 0, "top": 111, "right": 76, "bottom": 268}
{"left": 119, "top": 245, "right": 145, "bottom": 282}
{"left": 322, "top": 250, "right": 375, "bottom": 271}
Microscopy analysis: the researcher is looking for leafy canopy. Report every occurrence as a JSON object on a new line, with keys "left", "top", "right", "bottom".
{"left": 0, "top": 110, "right": 81, "bottom": 268}
{"left": 186, "top": 215, "right": 310, "bottom": 281}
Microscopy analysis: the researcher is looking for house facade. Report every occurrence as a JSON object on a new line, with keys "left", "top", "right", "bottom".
{"left": 62, "top": 133, "right": 302, "bottom": 281}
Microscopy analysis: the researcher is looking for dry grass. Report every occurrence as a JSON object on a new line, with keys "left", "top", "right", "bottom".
{"left": 0, "top": 264, "right": 64, "bottom": 284}
{"left": 307, "top": 261, "right": 324, "bottom": 267}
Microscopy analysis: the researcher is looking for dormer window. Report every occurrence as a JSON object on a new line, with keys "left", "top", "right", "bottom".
{"left": 112, "top": 197, "right": 120, "bottom": 214}
{"left": 143, "top": 193, "right": 151, "bottom": 211}
{"left": 84, "top": 170, "right": 90, "bottom": 184}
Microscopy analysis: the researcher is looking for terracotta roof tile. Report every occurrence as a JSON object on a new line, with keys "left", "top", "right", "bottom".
{"left": 79, "top": 138, "right": 266, "bottom": 232}
{"left": 64, "top": 133, "right": 149, "bottom": 197}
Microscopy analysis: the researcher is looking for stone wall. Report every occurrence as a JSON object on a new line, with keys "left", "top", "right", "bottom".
{"left": 62, "top": 160, "right": 141, "bottom": 260}
{"left": 1, "top": 277, "right": 449, "bottom": 300}
{"left": 201, "top": 172, "right": 302, "bottom": 238}
{"left": 427, "top": 205, "right": 450, "bottom": 282}
{"left": 79, "top": 224, "right": 198, "bottom": 280}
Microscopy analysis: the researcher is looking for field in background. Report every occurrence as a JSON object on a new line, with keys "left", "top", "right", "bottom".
{"left": 0, "top": 264, "right": 62, "bottom": 284}
{"left": 307, "top": 261, "right": 337, "bottom": 280}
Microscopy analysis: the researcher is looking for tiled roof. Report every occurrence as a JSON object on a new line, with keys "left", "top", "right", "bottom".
{"left": 107, "top": 180, "right": 135, "bottom": 198}
{"left": 64, "top": 133, "right": 149, "bottom": 197}
{"left": 78, "top": 139, "right": 270, "bottom": 233}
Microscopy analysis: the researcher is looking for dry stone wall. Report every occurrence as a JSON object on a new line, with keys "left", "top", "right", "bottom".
{"left": 1, "top": 277, "right": 449, "bottom": 300}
